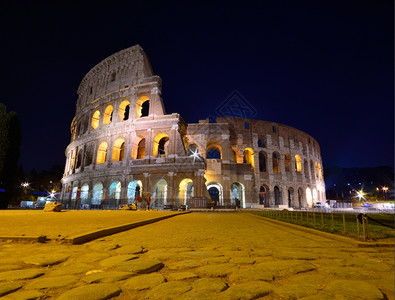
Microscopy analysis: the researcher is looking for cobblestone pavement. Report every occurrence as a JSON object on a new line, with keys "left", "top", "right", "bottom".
{"left": 0, "top": 212, "right": 393, "bottom": 299}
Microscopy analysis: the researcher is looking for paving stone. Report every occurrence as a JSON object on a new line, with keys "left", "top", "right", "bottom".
{"left": 320, "top": 266, "right": 377, "bottom": 279}
{"left": 168, "top": 272, "right": 199, "bottom": 281}
{"left": 0, "top": 265, "right": 21, "bottom": 272}
{"left": 1, "top": 290, "right": 46, "bottom": 300}
{"left": 196, "top": 263, "right": 237, "bottom": 277}
{"left": 0, "top": 269, "right": 45, "bottom": 282}
{"left": 177, "top": 291, "right": 225, "bottom": 299}
{"left": 347, "top": 258, "right": 392, "bottom": 272}
{"left": 228, "top": 266, "right": 273, "bottom": 282}
{"left": 216, "top": 246, "right": 241, "bottom": 252}
{"left": 25, "top": 275, "right": 77, "bottom": 289}
{"left": 325, "top": 280, "right": 384, "bottom": 299}
{"left": 50, "top": 263, "right": 94, "bottom": 275}
{"left": 192, "top": 278, "right": 227, "bottom": 293}
{"left": 222, "top": 251, "right": 250, "bottom": 258}
{"left": 274, "top": 275, "right": 326, "bottom": 299}
{"left": 145, "top": 281, "right": 192, "bottom": 299}
{"left": 250, "top": 249, "right": 272, "bottom": 257}
{"left": 370, "top": 278, "right": 395, "bottom": 299}
{"left": 113, "top": 245, "right": 146, "bottom": 255}
{"left": 99, "top": 254, "right": 139, "bottom": 267}
{"left": 123, "top": 273, "right": 165, "bottom": 291}
{"left": 146, "top": 252, "right": 180, "bottom": 261}
{"left": 312, "top": 258, "right": 346, "bottom": 267}
{"left": 179, "top": 251, "right": 223, "bottom": 259}
{"left": 167, "top": 260, "right": 202, "bottom": 270}
{"left": 115, "top": 258, "right": 164, "bottom": 274}
{"left": 299, "top": 294, "right": 333, "bottom": 300}
{"left": 222, "top": 281, "right": 273, "bottom": 299}
{"left": 79, "top": 252, "right": 110, "bottom": 263}
{"left": 23, "top": 253, "right": 69, "bottom": 267}
{"left": 261, "top": 260, "right": 317, "bottom": 278}
{"left": 273, "top": 250, "right": 318, "bottom": 260}
{"left": 0, "top": 282, "right": 23, "bottom": 297}
{"left": 82, "top": 271, "right": 134, "bottom": 283}
{"left": 229, "top": 257, "right": 255, "bottom": 265}
{"left": 57, "top": 283, "right": 122, "bottom": 300}
{"left": 201, "top": 257, "right": 230, "bottom": 265}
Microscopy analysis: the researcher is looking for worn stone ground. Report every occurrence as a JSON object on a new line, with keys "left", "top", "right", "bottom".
{"left": 0, "top": 212, "right": 393, "bottom": 299}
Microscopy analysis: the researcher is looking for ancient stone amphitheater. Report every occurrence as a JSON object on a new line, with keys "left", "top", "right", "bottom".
{"left": 60, "top": 45, "right": 326, "bottom": 209}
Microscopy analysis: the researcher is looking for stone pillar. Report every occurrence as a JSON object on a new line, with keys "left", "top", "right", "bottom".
{"left": 169, "top": 125, "right": 178, "bottom": 156}
{"left": 167, "top": 172, "right": 176, "bottom": 206}
{"left": 143, "top": 173, "right": 151, "bottom": 194}
{"left": 146, "top": 129, "right": 153, "bottom": 158}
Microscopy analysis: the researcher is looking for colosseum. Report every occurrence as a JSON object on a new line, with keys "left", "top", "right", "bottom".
{"left": 60, "top": 45, "right": 326, "bottom": 210}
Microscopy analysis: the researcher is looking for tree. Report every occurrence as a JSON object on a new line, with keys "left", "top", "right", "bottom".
{"left": 0, "top": 103, "right": 21, "bottom": 209}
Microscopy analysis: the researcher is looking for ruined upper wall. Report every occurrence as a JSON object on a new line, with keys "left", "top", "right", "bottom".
{"left": 76, "top": 45, "right": 154, "bottom": 110}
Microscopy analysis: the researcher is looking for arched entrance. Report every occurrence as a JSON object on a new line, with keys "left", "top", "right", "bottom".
{"left": 206, "top": 182, "right": 223, "bottom": 206}
{"left": 230, "top": 182, "right": 245, "bottom": 208}
{"left": 288, "top": 187, "right": 294, "bottom": 207}
{"left": 259, "top": 185, "right": 269, "bottom": 207}
{"left": 109, "top": 181, "right": 122, "bottom": 207}
{"left": 179, "top": 179, "right": 194, "bottom": 206}
{"left": 154, "top": 179, "right": 167, "bottom": 207}
{"left": 92, "top": 182, "right": 103, "bottom": 207}
{"left": 274, "top": 186, "right": 281, "bottom": 205}
{"left": 127, "top": 180, "right": 142, "bottom": 204}
{"left": 80, "top": 184, "right": 89, "bottom": 207}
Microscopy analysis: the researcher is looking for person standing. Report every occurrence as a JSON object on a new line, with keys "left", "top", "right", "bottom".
{"left": 146, "top": 194, "right": 151, "bottom": 210}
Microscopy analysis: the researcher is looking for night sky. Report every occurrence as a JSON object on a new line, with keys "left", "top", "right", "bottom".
{"left": 1, "top": 1, "right": 393, "bottom": 172}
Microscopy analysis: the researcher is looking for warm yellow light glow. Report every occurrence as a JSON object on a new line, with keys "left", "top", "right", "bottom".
{"left": 96, "top": 142, "right": 108, "bottom": 164}
{"left": 136, "top": 96, "right": 150, "bottom": 118}
{"left": 243, "top": 147, "right": 254, "bottom": 168}
{"left": 118, "top": 100, "right": 130, "bottom": 121}
{"left": 91, "top": 110, "right": 100, "bottom": 129}
{"left": 153, "top": 133, "right": 170, "bottom": 157}
{"left": 103, "top": 105, "right": 113, "bottom": 125}
{"left": 112, "top": 138, "right": 125, "bottom": 161}
{"left": 131, "top": 136, "right": 146, "bottom": 159}
{"left": 318, "top": 163, "right": 322, "bottom": 179}
{"left": 295, "top": 154, "right": 302, "bottom": 172}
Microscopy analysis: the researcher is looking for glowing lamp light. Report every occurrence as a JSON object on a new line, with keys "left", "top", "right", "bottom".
{"left": 21, "top": 182, "right": 30, "bottom": 188}
{"left": 190, "top": 149, "right": 201, "bottom": 162}
{"left": 356, "top": 190, "right": 365, "bottom": 202}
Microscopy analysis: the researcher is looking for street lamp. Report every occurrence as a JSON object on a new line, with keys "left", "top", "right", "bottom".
{"left": 356, "top": 190, "right": 365, "bottom": 202}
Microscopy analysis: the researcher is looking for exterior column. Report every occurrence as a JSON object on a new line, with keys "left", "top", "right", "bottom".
{"left": 167, "top": 172, "right": 175, "bottom": 206}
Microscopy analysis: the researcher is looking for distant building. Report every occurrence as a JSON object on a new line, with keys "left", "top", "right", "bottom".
{"left": 60, "top": 45, "right": 325, "bottom": 209}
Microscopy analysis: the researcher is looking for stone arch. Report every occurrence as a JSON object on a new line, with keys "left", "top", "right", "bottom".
{"left": 103, "top": 105, "right": 113, "bottom": 125}
{"left": 127, "top": 180, "right": 142, "bottom": 204}
{"left": 118, "top": 100, "right": 130, "bottom": 121}
{"left": 187, "top": 143, "right": 199, "bottom": 156}
{"left": 131, "top": 136, "right": 146, "bottom": 159}
{"left": 232, "top": 147, "right": 239, "bottom": 163}
{"left": 288, "top": 187, "right": 294, "bottom": 207}
{"left": 96, "top": 142, "right": 108, "bottom": 164}
{"left": 109, "top": 181, "right": 122, "bottom": 201}
{"left": 206, "top": 140, "right": 222, "bottom": 159}
{"left": 306, "top": 187, "right": 313, "bottom": 207}
{"left": 91, "top": 110, "right": 100, "bottom": 129}
{"left": 274, "top": 186, "right": 281, "bottom": 205}
{"left": 315, "top": 162, "right": 319, "bottom": 178}
{"left": 179, "top": 178, "right": 194, "bottom": 206}
{"left": 318, "top": 163, "right": 322, "bottom": 179}
{"left": 206, "top": 181, "right": 223, "bottom": 206}
{"left": 230, "top": 182, "right": 245, "bottom": 208}
{"left": 154, "top": 179, "right": 167, "bottom": 207}
{"left": 295, "top": 155, "right": 302, "bottom": 172}
{"left": 136, "top": 96, "right": 150, "bottom": 118}
{"left": 80, "top": 183, "right": 90, "bottom": 205}
{"left": 272, "top": 152, "right": 280, "bottom": 173}
{"left": 76, "top": 149, "right": 83, "bottom": 169}
{"left": 304, "top": 159, "right": 309, "bottom": 178}
{"left": 243, "top": 148, "right": 254, "bottom": 168}
{"left": 112, "top": 138, "right": 125, "bottom": 161}
{"left": 92, "top": 182, "right": 103, "bottom": 205}
{"left": 284, "top": 153, "right": 291, "bottom": 172}
{"left": 259, "top": 185, "right": 269, "bottom": 207}
{"left": 259, "top": 151, "right": 267, "bottom": 172}
{"left": 153, "top": 133, "right": 170, "bottom": 157}
{"left": 84, "top": 145, "right": 94, "bottom": 167}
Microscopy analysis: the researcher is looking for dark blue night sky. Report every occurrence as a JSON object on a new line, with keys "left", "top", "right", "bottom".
{"left": 1, "top": 1, "right": 393, "bottom": 172}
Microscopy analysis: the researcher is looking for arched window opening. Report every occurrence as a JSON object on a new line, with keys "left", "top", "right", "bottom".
{"left": 84, "top": 145, "right": 94, "bottom": 167}
{"left": 258, "top": 139, "right": 262, "bottom": 147}
{"left": 109, "top": 181, "right": 122, "bottom": 201}
{"left": 274, "top": 186, "right": 281, "bottom": 205}
{"left": 118, "top": 100, "right": 131, "bottom": 121}
{"left": 154, "top": 179, "right": 167, "bottom": 207}
{"left": 207, "top": 182, "right": 223, "bottom": 206}
{"left": 96, "top": 142, "right": 108, "bottom": 164}
{"left": 103, "top": 105, "right": 113, "bottom": 125}
{"left": 110, "top": 72, "right": 116, "bottom": 82}
{"left": 259, "top": 185, "right": 269, "bottom": 207}
{"left": 313, "top": 188, "right": 318, "bottom": 202}
{"left": 136, "top": 96, "right": 150, "bottom": 118}
{"left": 288, "top": 188, "right": 294, "bottom": 207}
{"left": 92, "top": 111, "right": 100, "bottom": 129}
{"left": 187, "top": 144, "right": 198, "bottom": 156}
{"left": 71, "top": 183, "right": 79, "bottom": 201}
{"left": 315, "top": 161, "right": 319, "bottom": 178}
{"left": 272, "top": 152, "right": 280, "bottom": 173}
{"left": 80, "top": 184, "right": 89, "bottom": 205}
{"left": 70, "top": 151, "right": 76, "bottom": 170}
{"left": 304, "top": 159, "right": 309, "bottom": 178}
{"left": 318, "top": 163, "right": 322, "bottom": 179}
{"left": 179, "top": 179, "right": 194, "bottom": 206}
{"left": 295, "top": 155, "right": 302, "bottom": 172}
{"left": 131, "top": 136, "right": 146, "bottom": 159}
{"left": 232, "top": 147, "right": 239, "bottom": 163}
{"left": 243, "top": 148, "right": 254, "bottom": 168}
{"left": 76, "top": 149, "right": 83, "bottom": 169}
{"left": 230, "top": 182, "right": 245, "bottom": 207}
{"left": 127, "top": 180, "right": 142, "bottom": 204}
{"left": 284, "top": 153, "right": 291, "bottom": 172}
{"left": 259, "top": 151, "right": 266, "bottom": 172}
{"left": 92, "top": 182, "right": 103, "bottom": 205}
{"left": 206, "top": 140, "right": 222, "bottom": 159}
{"left": 153, "top": 133, "right": 170, "bottom": 157}
{"left": 306, "top": 187, "right": 313, "bottom": 207}
{"left": 112, "top": 138, "right": 125, "bottom": 161}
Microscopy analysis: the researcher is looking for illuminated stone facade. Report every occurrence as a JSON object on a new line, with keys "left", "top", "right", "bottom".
{"left": 61, "top": 45, "right": 326, "bottom": 209}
